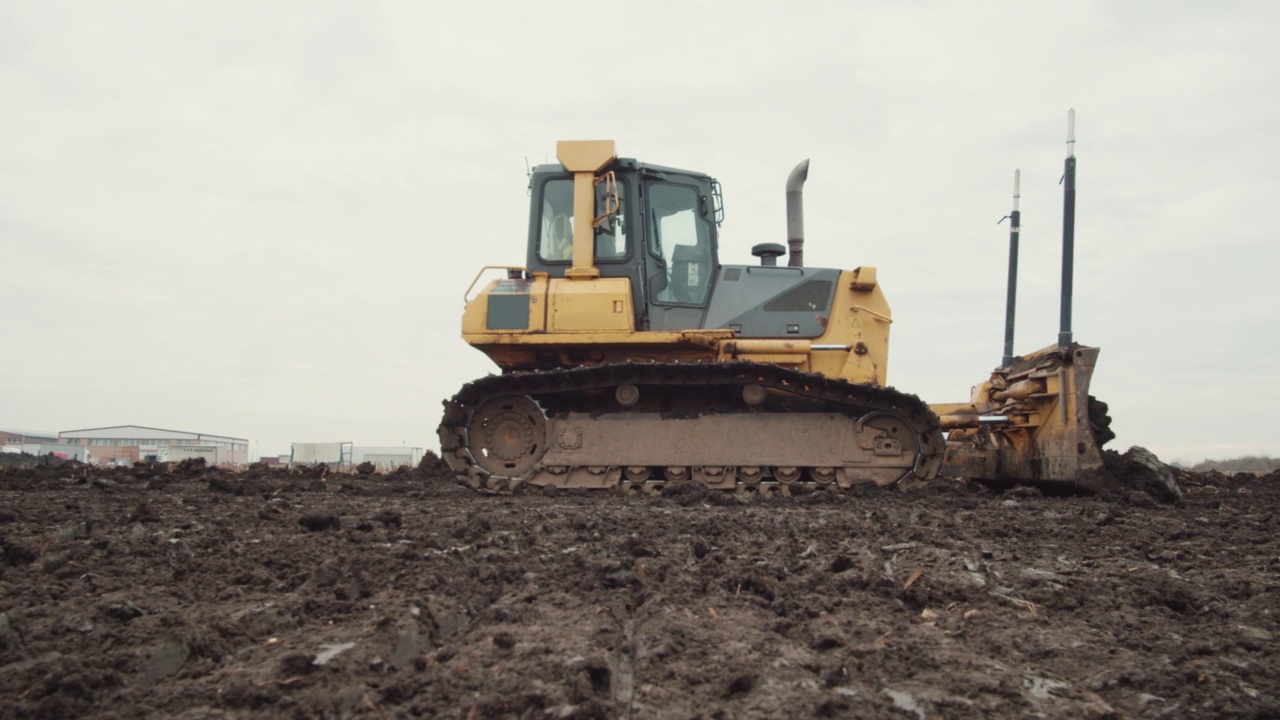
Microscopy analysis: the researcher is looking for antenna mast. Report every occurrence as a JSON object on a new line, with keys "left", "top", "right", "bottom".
{"left": 1059, "top": 109, "right": 1077, "bottom": 346}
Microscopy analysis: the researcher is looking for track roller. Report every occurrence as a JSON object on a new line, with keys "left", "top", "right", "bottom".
{"left": 773, "top": 466, "right": 802, "bottom": 484}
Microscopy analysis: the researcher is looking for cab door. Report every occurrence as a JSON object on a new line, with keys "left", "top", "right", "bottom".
{"left": 643, "top": 177, "right": 719, "bottom": 330}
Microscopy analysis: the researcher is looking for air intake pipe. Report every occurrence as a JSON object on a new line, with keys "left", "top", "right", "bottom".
{"left": 786, "top": 159, "right": 810, "bottom": 267}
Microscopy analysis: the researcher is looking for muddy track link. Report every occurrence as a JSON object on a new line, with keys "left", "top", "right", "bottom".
{"left": 438, "top": 362, "right": 945, "bottom": 494}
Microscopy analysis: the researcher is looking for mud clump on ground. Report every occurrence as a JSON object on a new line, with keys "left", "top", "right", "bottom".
{"left": 0, "top": 461, "right": 1277, "bottom": 718}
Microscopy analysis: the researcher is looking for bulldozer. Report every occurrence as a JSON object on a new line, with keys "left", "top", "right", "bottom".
{"left": 438, "top": 132, "right": 1113, "bottom": 494}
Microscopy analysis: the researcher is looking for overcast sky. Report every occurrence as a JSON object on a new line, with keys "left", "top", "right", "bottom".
{"left": 3, "top": 1, "right": 1277, "bottom": 463}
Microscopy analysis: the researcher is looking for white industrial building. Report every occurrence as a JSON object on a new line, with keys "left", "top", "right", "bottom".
{"left": 290, "top": 442, "right": 423, "bottom": 470}
{"left": 59, "top": 425, "right": 249, "bottom": 466}
{"left": 3, "top": 429, "right": 59, "bottom": 444}
{"left": 352, "top": 446, "right": 424, "bottom": 469}
{"left": 2, "top": 429, "right": 89, "bottom": 462}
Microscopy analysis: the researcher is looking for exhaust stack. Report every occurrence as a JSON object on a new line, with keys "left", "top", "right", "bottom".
{"left": 786, "top": 159, "right": 810, "bottom": 267}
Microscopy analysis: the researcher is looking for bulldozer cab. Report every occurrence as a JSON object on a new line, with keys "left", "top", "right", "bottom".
{"left": 525, "top": 159, "right": 721, "bottom": 330}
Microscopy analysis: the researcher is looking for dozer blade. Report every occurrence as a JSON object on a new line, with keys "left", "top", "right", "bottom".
{"left": 934, "top": 344, "right": 1111, "bottom": 490}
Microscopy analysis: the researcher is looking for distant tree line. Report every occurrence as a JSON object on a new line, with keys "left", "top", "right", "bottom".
{"left": 1170, "top": 456, "right": 1280, "bottom": 474}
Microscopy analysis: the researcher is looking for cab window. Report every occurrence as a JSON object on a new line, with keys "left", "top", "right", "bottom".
{"left": 648, "top": 182, "right": 713, "bottom": 305}
{"left": 537, "top": 178, "right": 628, "bottom": 263}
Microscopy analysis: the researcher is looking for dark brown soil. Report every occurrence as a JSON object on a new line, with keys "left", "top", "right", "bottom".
{"left": 1, "top": 460, "right": 1277, "bottom": 718}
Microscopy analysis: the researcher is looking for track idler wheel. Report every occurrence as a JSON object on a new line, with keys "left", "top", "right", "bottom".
{"left": 466, "top": 396, "right": 547, "bottom": 479}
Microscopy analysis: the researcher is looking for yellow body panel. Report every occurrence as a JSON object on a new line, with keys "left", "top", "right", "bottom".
{"left": 813, "top": 267, "right": 892, "bottom": 385}
{"left": 460, "top": 274, "right": 549, "bottom": 335}
{"left": 548, "top": 277, "right": 634, "bottom": 332}
{"left": 702, "top": 267, "right": 893, "bottom": 383}
{"left": 462, "top": 265, "right": 895, "bottom": 386}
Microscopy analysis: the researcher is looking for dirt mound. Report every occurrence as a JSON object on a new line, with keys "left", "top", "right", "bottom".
{"left": 1, "top": 464, "right": 1276, "bottom": 718}
{"left": 1101, "top": 446, "right": 1184, "bottom": 502}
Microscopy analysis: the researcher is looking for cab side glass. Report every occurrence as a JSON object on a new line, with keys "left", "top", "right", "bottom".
{"left": 537, "top": 178, "right": 628, "bottom": 263}
{"left": 538, "top": 179, "right": 574, "bottom": 262}
{"left": 648, "top": 183, "right": 712, "bottom": 305}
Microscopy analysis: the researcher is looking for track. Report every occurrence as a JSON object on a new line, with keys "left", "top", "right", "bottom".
{"left": 438, "top": 362, "right": 945, "bottom": 493}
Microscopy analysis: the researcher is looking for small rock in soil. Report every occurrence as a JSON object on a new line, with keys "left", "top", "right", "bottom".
{"left": 126, "top": 502, "right": 162, "bottom": 524}
{"left": 298, "top": 514, "right": 341, "bottom": 532}
{"left": 373, "top": 509, "right": 402, "bottom": 528}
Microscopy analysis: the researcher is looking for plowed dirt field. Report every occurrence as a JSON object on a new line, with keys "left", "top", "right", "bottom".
{"left": 1, "top": 459, "right": 1276, "bottom": 719}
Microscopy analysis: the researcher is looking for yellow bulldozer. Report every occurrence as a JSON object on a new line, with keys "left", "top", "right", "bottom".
{"left": 438, "top": 133, "right": 1114, "bottom": 494}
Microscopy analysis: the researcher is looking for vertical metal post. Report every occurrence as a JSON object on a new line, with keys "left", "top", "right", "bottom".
{"left": 1059, "top": 109, "right": 1076, "bottom": 346}
{"left": 1001, "top": 169, "right": 1021, "bottom": 366}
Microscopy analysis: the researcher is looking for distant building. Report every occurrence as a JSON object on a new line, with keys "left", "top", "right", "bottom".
{"left": 59, "top": 425, "right": 249, "bottom": 466}
{"left": 352, "top": 446, "right": 424, "bottom": 469}
{"left": 288, "top": 443, "right": 423, "bottom": 470}
{"left": 290, "top": 442, "right": 354, "bottom": 468}
{"left": 3, "top": 429, "right": 60, "bottom": 444}
{"left": 2, "top": 428, "right": 89, "bottom": 461}
{"left": 249, "top": 455, "right": 293, "bottom": 466}
{"left": 12, "top": 443, "right": 90, "bottom": 462}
